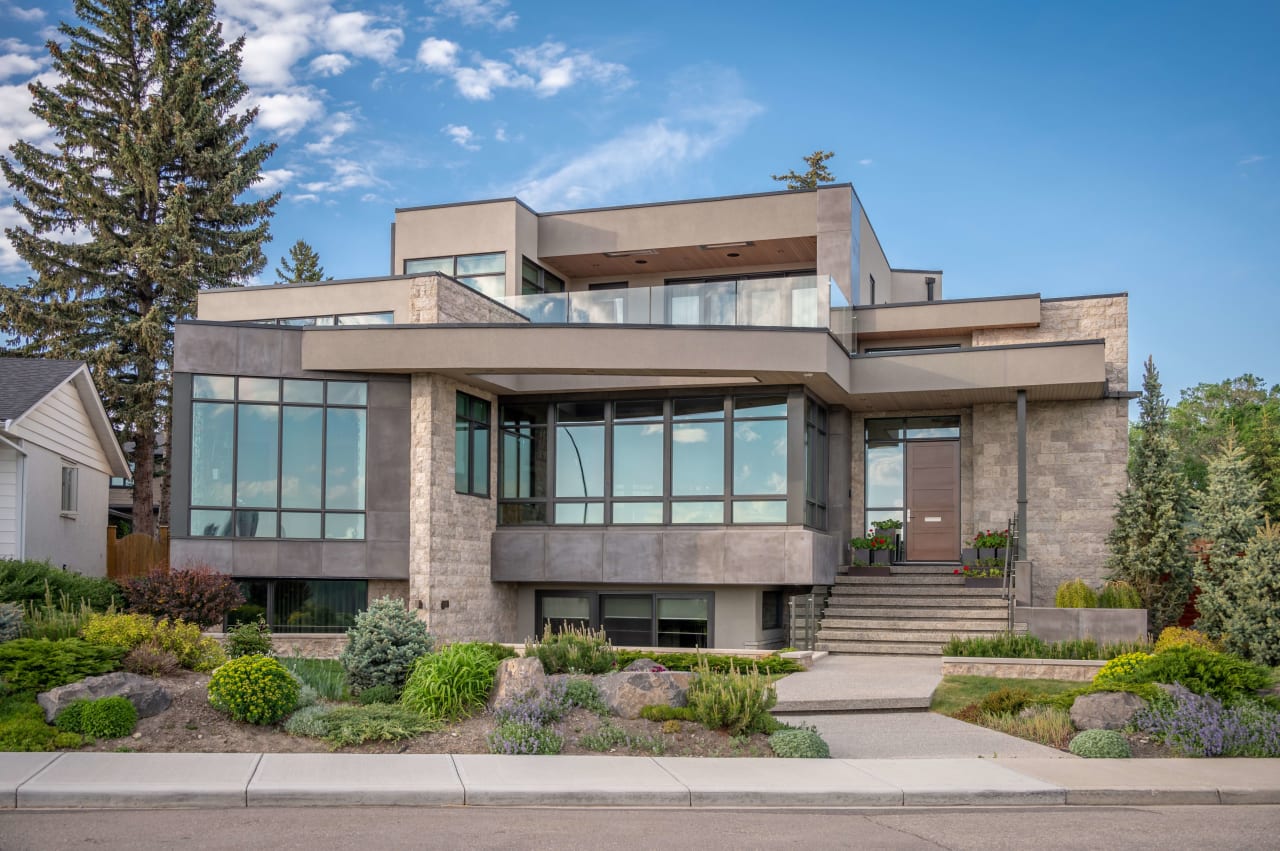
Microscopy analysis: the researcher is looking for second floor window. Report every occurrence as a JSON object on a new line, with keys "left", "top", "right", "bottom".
{"left": 405, "top": 252, "right": 506, "bottom": 299}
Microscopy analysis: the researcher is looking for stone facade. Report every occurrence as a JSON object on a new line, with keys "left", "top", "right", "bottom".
{"left": 972, "top": 295, "right": 1129, "bottom": 391}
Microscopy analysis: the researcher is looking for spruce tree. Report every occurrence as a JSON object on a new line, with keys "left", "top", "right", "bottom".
{"left": 1220, "top": 519, "right": 1280, "bottom": 665}
{"left": 275, "top": 239, "right": 329, "bottom": 283}
{"left": 0, "top": 0, "right": 277, "bottom": 535}
{"left": 771, "top": 150, "right": 836, "bottom": 190}
{"left": 1105, "top": 357, "right": 1194, "bottom": 632}
{"left": 1192, "top": 435, "right": 1264, "bottom": 637}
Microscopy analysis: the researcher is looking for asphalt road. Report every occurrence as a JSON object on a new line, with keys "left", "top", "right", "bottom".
{"left": 2, "top": 805, "right": 1277, "bottom": 850}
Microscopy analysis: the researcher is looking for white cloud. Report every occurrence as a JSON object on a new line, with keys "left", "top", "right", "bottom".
{"left": 511, "top": 42, "right": 628, "bottom": 97}
{"left": 418, "top": 39, "right": 626, "bottom": 101}
{"left": 443, "top": 123, "right": 479, "bottom": 151}
{"left": 239, "top": 30, "right": 314, "bottom": 89}
{"left": 671, "top": 427, "right": 708, "bottom": 444}
{"left": 452, "top": 59, "right": 531, "bottom": 100}
{"left": 3, "top": 4, "right": 44, "bottom": 23}
{"left": 0, "top": 52, "right": 40, "bottom": 80}
{"left": 432, "top": 0, "right": 517, "bottom": 30}
{"left": 417, "top": 37, "right": 459, "bottom": 70}
{"left": 0, "top": 69, "right": 58, "bottom": 153}
{"left": 248, "top": 90, "right": 326, "bottom": 137}
{"left": 1238, "top": 154, "right": 1267, "bottom": 166}
{"left": 308, "top": 53, "right": 352, "bottom": 77}
{"left": 304, "top": 110, "right": 357, "bottom": 155}
{"left": 0, "top": 38, "right": 38, "bottom": 54}
{"left": 859, "top": 158, "right": 873, "bottom": 166}
{"left": 300, "top": 158, "right": 387, "bottom": 193}
{"left": 254, "top": 169, "right": 296, "bottom": 194}
{"left": 289, "top": 193, "right": 320, "bottom": 203}
{"left": 493, "top": 126, "right": 508, "bottom": 142}
{"left": 322, "top": 12, "right": 402, "bottom": 64}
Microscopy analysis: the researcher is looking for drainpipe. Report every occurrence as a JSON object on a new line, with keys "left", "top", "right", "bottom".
{"left": 1016, "top": 389, "right": 1027, "bottom": 560}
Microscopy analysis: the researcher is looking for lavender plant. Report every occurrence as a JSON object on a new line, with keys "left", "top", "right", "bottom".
{"left": 492, "top": 681, "right": 570, "bottom": 727}
{"left": 487, "top": 721, "right": 563, "bottom": 755}
{"left": 1130, "top": 684, "right": 1280, "bottom": 757}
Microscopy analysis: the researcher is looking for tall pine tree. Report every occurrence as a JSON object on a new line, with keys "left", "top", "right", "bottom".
{"left": 771, "top": 150, "right": 836, "bottom": 189}
{"left": 1192, "top": 434, "right": 1264, "bottom": 637}
{"left": 0, "top": 0, "right": 277, "bottom": 535}
{"left": 275, "top": 239, "right": 329, "bottom": 283}
{"left": 1220, "top": 519, "right": 1280, "bottom": 665}
{"left": 1105, "top": 357, "right": 1194, "bottom": 632}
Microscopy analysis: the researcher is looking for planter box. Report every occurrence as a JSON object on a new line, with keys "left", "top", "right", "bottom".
{"left": 963, "top": 577, "right": 1003, "bottom": 588}
{"left": 961, "top": 548, "right": 977, "bottom": 566}
{"left": 872, "top": 550, "right": 891, "bottom": 565}
{"left": 851, "top": 548, "right": 870, "bottom": 566}
{"left": 978, "top": 548, "right": 996, "bottom": 562}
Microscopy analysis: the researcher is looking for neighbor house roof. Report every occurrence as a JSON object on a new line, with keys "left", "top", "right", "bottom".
{"left": 0, "top": 357, "right": 83, "bottom": 421}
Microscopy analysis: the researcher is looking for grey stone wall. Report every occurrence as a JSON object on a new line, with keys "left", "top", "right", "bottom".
{"left": 972, "top": 295, "right": 1129, "bottom": 391}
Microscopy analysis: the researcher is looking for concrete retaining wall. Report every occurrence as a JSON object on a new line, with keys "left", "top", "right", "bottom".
{"left": 1018, "top": 607, "right": 1148, "bottom": 643}
{"left": 941, "top": 656, "right": 1104, "bottom": 682}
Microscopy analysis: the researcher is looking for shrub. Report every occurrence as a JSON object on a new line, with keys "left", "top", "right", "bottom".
{"left": 122, "top": 640, "right": 182, "bottom": 678}
{"left": 1131, "top": 684, "right": 1280, "bottom": 757}
{"left": 80, "top": 613, "right": 222, "bottom": 672}
{"left": 283, "top": 705, "right": 333, "bottom": 738}
{"left": 1154, "top": 626, "right": 1221, "bottom": 654}
{"left": 0, "top": 716, "right": 57, "bottom": 751}
{"left": 1068, "top": 728, "right": 1131, "bottom": 758}
{"left": 527, "top": 624, "right": 616, "bottom": 675}
{"left": 1097, "top": 580, "right": 1143, "bottom": 609}
{"left": 1055, "top": 578, "right": 1098, "bottom": 608}
{"left": 321, "top": 704, "right": 440, "bottom": 747}
{"left": 640, "top": 704, "right": 697, "bottom": 722}
{"left": 0, "top": 559, "right": 122, "bottom": 610}
{"left": 978, "top": 687, "right": 1035, "bottom": 716}
{"left": 941, "top": 634, "right": 1153, "bottom": 661}
{"left": 613, "top": 649, "right": 802, "bottom": 675}
{"left": 21, "top": 587, "right": 98, "bottom": 640}
{"left": 400, "top": 642, "right": 499, "bottom": 720}
{"left": 123, "top": 565, "right": 243, "bottom": 627}
{"left": 487, "top": 721, "right": 563, "bottom": 755}
{"left": 80, "top": 613, "right": 156, "bottom": 649}
{"left": 279, "top": 657, "right": 348, "bottom": 701}
{"left": 151, "top": 619, "right": 225, "bottom": 671}
{"left": 687, "top": 660, "right": 777, "bottom": 736}
{"left": 339, "top": 597, "right": 433, "bottom": 693}
{"left": 1216, "top": 520, "right": 1280, "bottom": 666}
{"left": 52, "top": 731, "right": 84, "bottom": 749}
{"left": 1093, "top": 652, "right": 1154, "bottom": 687}
{"left": 207, "top": 654, "right": 300, "bottom": 725}
{"left": 57, "top": 696, "right": 136, "bottom": 738}
{"left": 493, "top": 682, "right": 570, "bottom": 727}
{"left": 474, "top": 642, "right": 518, "bottom": 661}
{"left": 0, "top": 638, "right": 123, "bottom": 692}
{"left": 53, "top": 699, "right": 88, "bottom": 732}
{"left": 982, "top": 705, "right": 1076, "bottom": 749}
{"left": 1127, "top": 645, "right": 1273, "bottom": 701}
{"left": 0, "top": 602, "right": 22, "bottom": 642}
{"left": 563, "top": 678, "right": 610, "bottom": 715}
{"left": 226, "top": 617, "right": 273, "bottom": 658}
{"left": 356, "top": 684, "right": 400, "bottom": 705}
{"left": 769, "top": 726, "right": 830, "bottom": 758}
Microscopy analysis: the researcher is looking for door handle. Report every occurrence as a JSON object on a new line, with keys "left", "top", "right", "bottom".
{"left": 906, "top": 509, "right": 911, "bottom": 524}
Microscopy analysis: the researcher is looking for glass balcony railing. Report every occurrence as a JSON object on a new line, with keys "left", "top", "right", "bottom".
{"left": 503, "top": 274, "right": 855, "bottom": 352}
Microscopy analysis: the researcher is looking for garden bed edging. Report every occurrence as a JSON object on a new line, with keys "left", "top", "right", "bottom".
{"left": 941, "top": 656, "right": 1105, "bottom": 682}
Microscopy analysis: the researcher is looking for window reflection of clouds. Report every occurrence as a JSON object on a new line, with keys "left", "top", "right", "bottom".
{"left": 735, "top": 420, "right": 786, "bottom": 495}
{"left": 866, "top": 444, "right": 903, "bottom": 508}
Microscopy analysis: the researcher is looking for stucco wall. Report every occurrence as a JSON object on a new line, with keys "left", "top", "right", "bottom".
{"left": 20, "top": 442, "right": 110, "bottom": 575}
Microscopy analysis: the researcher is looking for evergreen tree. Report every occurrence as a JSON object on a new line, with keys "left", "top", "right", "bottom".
{"left": 1192, "top": 434, "right": 1264, "bottom": 637}
{"left": 771, "top": 150, "right": 836, "bottom": 190}
{"left": 1105, "top": 357, "right": 1194, "bottom": 632}
{"left": 0, "top": 0, "right": 277, "bottom": 535}
{"left": 275, "top": 239, "right": 329, "bottom": 283}
{"left": 1220, "top": 519, "right": 1280, "bottom": 665}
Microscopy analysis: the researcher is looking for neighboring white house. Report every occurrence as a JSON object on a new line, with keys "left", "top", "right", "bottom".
{"left": 0, "top": 358, "right": 130, "bottom": 575}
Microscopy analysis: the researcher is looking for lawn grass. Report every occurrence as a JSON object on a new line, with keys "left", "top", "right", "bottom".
{"left": 930, "top": 675, "right": 1081, "bottom": 715}
{"left": 279, "top": 657, "right": 349, "bottom": 701}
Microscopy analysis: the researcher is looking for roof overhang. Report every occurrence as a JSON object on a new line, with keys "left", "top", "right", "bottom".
{"left": 7, "top": 365, "right": 130, "bottom": 477}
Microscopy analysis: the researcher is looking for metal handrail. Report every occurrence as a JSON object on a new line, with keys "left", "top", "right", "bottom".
{"left": 1003, "top": 513, "right": 1020, "bottom": 630}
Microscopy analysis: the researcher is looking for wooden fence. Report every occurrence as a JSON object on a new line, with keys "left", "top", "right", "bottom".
{"left": 106, "top": 526, "right": 169, "bottom": 581}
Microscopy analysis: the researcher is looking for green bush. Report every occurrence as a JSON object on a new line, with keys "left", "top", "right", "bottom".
{"left": 1068, "top": 728, "right": 1131, "bottom": 758}
{"left": 123, "top": 565, "right": 243, "bottom": 628}
{"left": 487, "top": 721, "right": 563, "bottom": 755}
{"left": 474, "top": 642, "right": 519, "bottom": 661}
{"left": 639, "top": 704, "right": 697, "bottom": 722}
{"left": 1093, "top": 652, "right": 1154, "bottom": 687}
{"left": 1097, "top": 580, "right": 1143, "bottom": 609}
{"left": 57, "top": 696, "right": 136, "bottom": 738}
{"left": 21, "top": 588, "right": 98, "bottom": 640}
{"left": 978, "top": 687, "right": 1035, "bottom": 716}
{"left": 0, "top": 716, "right": 57, "bottom": 751}
{"left": 122, "top": 640, "right": 182, "bottom": 678}
{"left": 564, "top": 678, "right": 610, "bottom": 715}
{"left": 1154, "top": 626, "right": 1221, "bottom": 654}
{"left": 614, "top": 649, "right": 803, "bottom": 675}
{"left": 1126, "top": 645, "right": 1273, "bottom": 701}
{"left": 400, "top": 642, "right": 499, "bottom": 720}
{"left": 320, "top": 704, "right": 440, "bottom": 747}
{"left": 769, "top": 726, "right": 830, "bottom": 758}
{"left": 527, "top": 624, "right": 616, "bottom": 675}
{"left": 686, "top": 660, "right": 777, "bottom": 736}
{"left": 356, "top": 684, "right": 400, "bottom": 705}
{"left": 339, "top": 597, "right": 433, "bottom": 693}
{"left": 79, "top": 613, "right": 223, "bottom": 672}
{"left": 0, "top": 559, "right": 122, "bottom": 611}
{"left": 1055, "top": 578, "right": 1098, "bottom": 608}
{"left": 0, "top": 602, "right": 22, "bottom": 642}
{"left": 52, "top": 731, "right": 84, "bottom": 749}
{"left": 941, "top": 634, "right": 1153, "bottom": 660}
{"left": 283, "top": 705, "right": 333, "bottom": 738}
{"left": 79, "top": 613, "right": 156, "bottom": 649}
{"left": 226, "top": 617, "right": 273, "bottom": 658}
{"left": 0, "top": 638, "right": 123, "bottom": 692}
{"left": 207, "top": 654, "right": 300, "bottom": 725}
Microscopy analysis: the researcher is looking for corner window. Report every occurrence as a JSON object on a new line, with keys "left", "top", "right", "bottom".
{"left": 521, "top": 257, "right": 565, "bottom": 295}
{"left": 60, "top": 464, "right": 78, "bottom": 514}
{"left": 405, "top": 252, "right": 506, "bottom": 299}
{"left": 455, "top": 392, "right": 491, "bottom": 497}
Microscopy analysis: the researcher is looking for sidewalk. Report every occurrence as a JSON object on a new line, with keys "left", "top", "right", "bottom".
{"left": 3, "top": 752, "right": 1278, "bottom": 809}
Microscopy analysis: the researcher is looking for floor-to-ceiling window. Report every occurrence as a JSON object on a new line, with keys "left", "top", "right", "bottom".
{"left": 863, "top": 415, "right": 960, "bottom": 551}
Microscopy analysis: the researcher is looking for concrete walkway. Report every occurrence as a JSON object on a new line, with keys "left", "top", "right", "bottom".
{"left": 773, "top": 654, "right": 943, "bottom": 712}
{"left": 783, "top": 711, "right": 1070, "bottom": 759}
{"left": 3, "top": 752, "right": 1278, "bottom": 809}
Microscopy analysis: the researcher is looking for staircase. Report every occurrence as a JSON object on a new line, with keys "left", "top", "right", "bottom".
{"left": 815, "top": 564, "right": 1011, "bottom": 656}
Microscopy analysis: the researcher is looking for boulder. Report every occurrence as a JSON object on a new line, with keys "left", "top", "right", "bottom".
{"left": 37, "top": 672, "right": 171, "bottom": 723}
{"left": 622, "top": 658, "right": 666, "bottom": 673}
{"left": 490, "top": 656, "right": 547, "bottom": 707}
{"left": 595, "top": 671, "right": 694, "bottom": 719}
{"left": 1070, "top": 691, "right": 1147, "bottom": 731}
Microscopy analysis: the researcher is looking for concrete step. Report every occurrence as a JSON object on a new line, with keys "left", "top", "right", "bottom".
{"left": 815, "top": 640, "right": 946, "bottom": 656}
{"left": 835, "top": 575, "right": 965, "bottom": 586}
{"left": 818, "top": 617, "right": 1008, "bottom": 632}
{"left": 817, "top": 627, "right": 1008, "bottom": 643}
{"left": 827, "top": 585, "right": 1006, "bottom": 598}
{"left": 889, "top": 564, "right": 971, "bottom": 575}
{"left": 822, "top": 605, "right": 1011, "bottom": 620}
{"left": 825, "top": 596, "right": 1007, "bottom": 610}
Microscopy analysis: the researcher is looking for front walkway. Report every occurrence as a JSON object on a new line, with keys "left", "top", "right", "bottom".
{"left": 773, "top": 654, "right": 943, "bottom": 712}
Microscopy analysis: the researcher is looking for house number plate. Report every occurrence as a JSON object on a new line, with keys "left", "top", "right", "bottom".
{"left": 924, "top": 516, "right": 942, "bottom": 522}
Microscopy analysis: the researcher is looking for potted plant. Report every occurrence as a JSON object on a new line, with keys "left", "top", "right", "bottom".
{"left": 869, "top": 532, "right": 894, "bottom": 565}
{"left": 953, "top": 563, "right": 1004, "bottom": 588}
{"left": 849, "top": 533, "right": 875, "bottom": 566}
{"left": 969, "top": 528, "right": 1009, "bottom": 563}
{"left": 872, "top": 518, "right": 903, "bottom": 561}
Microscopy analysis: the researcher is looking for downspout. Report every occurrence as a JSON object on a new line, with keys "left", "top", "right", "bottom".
{"left": 1016, "top": 390, "right": 1027, "bottom": 560}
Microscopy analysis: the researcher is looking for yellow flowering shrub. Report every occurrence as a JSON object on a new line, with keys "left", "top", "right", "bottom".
{"left": 80, "top": 613, "right": 156, "bottom": 649}
{"left": 1093, "top": 651, "right": 1153, "bottom": 686}
{"left": 81, "top": 613, "right": 225, "bottom": 672}
{"left": 1153, "top": 626, "right": 1222, "bottom": 654}
{"left": 208, "top": 655, "right": 299, "bottom": 725}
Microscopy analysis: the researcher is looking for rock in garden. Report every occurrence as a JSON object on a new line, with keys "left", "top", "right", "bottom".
{"left": 622, "top": 658, "right": 665, "bottom": 672}
{"left": 490, "top": 656, "right": 547, "bottom": 707}
{"left": 595, "top": 671, "right": 693, "bottom": 719}
{"left": 37, "top": 672, "right": 171, "bottom": 723}
{"left": 1069, "top": 691, "right": 1147, "bottom": 731}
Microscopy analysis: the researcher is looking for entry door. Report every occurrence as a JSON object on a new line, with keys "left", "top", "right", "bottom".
{"left": 905, "top": 441, "right": 960, "bottom": 561}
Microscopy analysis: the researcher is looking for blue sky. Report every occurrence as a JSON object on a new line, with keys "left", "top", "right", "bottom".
{"left": 1, "top": 0, "right": 1277, "bottom": 402}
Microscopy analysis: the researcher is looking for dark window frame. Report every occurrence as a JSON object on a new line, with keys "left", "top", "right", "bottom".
{"left": 227, "top": 578, "right": 368, "bottom": 634}
{"left": 534, "top": 589, "right": 715, "bottom": 648}
{"left": 404, "top": 251, "right": 506, "bottom": 298}
{"left": 521, "top": 256, "right": 565, "bottom": 295}
{"left": 455, "top": 391, "right": 492, "bottom": 498}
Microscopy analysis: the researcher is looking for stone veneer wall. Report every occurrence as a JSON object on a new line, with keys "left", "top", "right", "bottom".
{"left": 407, "top": 275, "right": 523, "bottom": 641}
{"left": 972, "top": 295, "right": 1129, "bottom": 391}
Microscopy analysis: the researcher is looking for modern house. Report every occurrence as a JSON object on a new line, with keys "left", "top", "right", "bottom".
{"left": 0, "top": 358, "right": 131, "bottom": 574}
{"left": 169, "top": 184, "right": 1129, "bottom": 649}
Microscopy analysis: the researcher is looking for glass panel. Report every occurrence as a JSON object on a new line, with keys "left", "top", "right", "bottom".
{"left": 281, "top": 407, "right": 323, "bottom": 509}
{"left": 662, "top": 280, "right": 735, "bottom": 325}
{"left": 336, "top": 312, "right": 394, "bottom": 325}
{"left": 865, "top": 443, "right": 904, "bottom": 508}
{"left": 325, "top": 409, "right": 366, "bottom": 509}
{"left": 554, "top": 502, "right": 603, "bottom": 524}
{"left": 324, "top": 513, "right": 365, "bottom": 539}
{"left": 556, "top": 401, "right": 605, "bottom": 423}
{"left": 568, "top": 287, "right": 649, "bottom": 324}
{"left": 236, "top": 404, "right": 279, "bottom": 508}
{"left": 734, "top": 395, "right": 787, "bottom": 418}
{"left": 614, "top": 400, "right": 662, "bottom": 422}
{"left": 235, "top": 510, "right": 276, "bottom": 537}
{"left": 501, "top": 426, "right": 546, "bottom": 499}
{"left": 471, "top": 424, "right": 489, "bottom": 494}
{"left": 314, "top": 316, "right": 335, "bottom": 326}
{"left": 905, "top": 416, "right": 961, "bottom": 439}
{"left": 613, "top": 423, "right": 663, "bottom": 497}
{"left": 456, "top": 252, "right": 505, "bottom": 276}
{"left": 672, "top": 422, "right": 723, "bottom": 496}
{"left": 657, "top": 597, "right": 708, "bottom": 648}
{"left": 791, "top": 283, "right": 818, "bottom": 327}
{"left": 274, "top": 579, "right": 366, "bottom": 633}
{"left": 732, "top": 500, "right": 787, "bottom": 523}
{"left": 611, "top": 502, "right": 663, "bottom": 524}
{"left": 190, "top": 509, "right": 233, "bottom": 537}
{"left": 866, "top": 418, "right": 905, "bottom": 442}
{"left": 279, "top": 316, "right": 318, "bottom": 327}
{"left": 498, "top": 502, "right": 547, "bottom": 525}
{"left": 190, "top": 402, "right": 234, "bottom": 505}
{"left": 673, "top": 398, "right": 724, "bottom": 420}
{"left": 193, "top": 375, "right": 234, "bottom": 399}
{"left": 405, "top": 257, "right": 455, "bottom": 275}
{"left": 762, "top": 591, "right": 782, "bottom": 630}
{"left": 228, "top": 580, "right": 269, "bottom": 626}
{"left": 671, "top": 501, "right": 724, "bottom": 524}
{"left": 238, "top": 378, "right": 279, "bottom": 402}
{"left": 733, "top": 419, "right": 787, "bottom": 495}
{"left": 459, "top": 276, "right": 506, "bottom": 299}
{"left": 555, "top": 424, "right": 604, "bottom": 498}
{"left": 327, "top": 382, "right": 367, "bottom": 406}
{"left": 455, "top": 420, "right": 469, "bottom": 493}
{"left": 602, "top": 596, "right": 653, "bottom": 647}
{"left": 541, "top": 594, "right": 590, "bottom": 632}
{"left": 502, "top": 403, "right": 547, "bottom": 428}
{"left": 280, "top": 512, "right": 322, "bottom": 538}
{"left": 282, "top": 380, "right": 324, "bottom": 404}
{"left": 543, "top": 271, "right": 565, "bottom": 293}
{"left": 506, "top": 291, "right": 568, "bottom": 323}
{"left": 469, "top": 395, "right": 489, "bottom": 422}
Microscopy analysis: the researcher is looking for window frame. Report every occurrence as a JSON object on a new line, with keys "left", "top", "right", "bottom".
{"left": 226, "top": 578, "right": 369, "bottom": 634}
{"left": 60, "top": 463, "right": 78, "bottom": 515}
{"left": 404, "top": 251, "right": 507, "bottom": 299}
{"left": 455, "top": 391, "right": 492, "bottom": 498}
{"left": 534, "top": 589, "right": 715, "bottom": 648}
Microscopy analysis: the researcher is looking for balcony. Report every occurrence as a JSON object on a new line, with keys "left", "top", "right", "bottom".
{"left": 503, "top": 274, "right": 854, "bottom": 352}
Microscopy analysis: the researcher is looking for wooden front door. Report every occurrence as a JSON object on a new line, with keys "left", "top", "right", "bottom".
{"left": 905, "top": 441, "right": 960, "bottom": 561}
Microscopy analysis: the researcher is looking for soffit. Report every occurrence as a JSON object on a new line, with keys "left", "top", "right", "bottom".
{"left": 541, "top": 236, "right": 817, "bottom": 279}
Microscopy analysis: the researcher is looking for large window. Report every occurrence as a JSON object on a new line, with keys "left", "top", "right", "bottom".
{"left": 405, "top": 252, "right": 506, "bottom": 299}
{"left": 189, "top": 375, "right": 367, "bottom": 539}
{"left": 255, "top": 311, "right": 394, "bottom": 327}
{"left": 227, "top": 579, "right": 367, "bottom": 633}
{"left": 499, "top": 392, "right": 818, "bottom": 527}
{"left": 455, "top": 392, "right": 491, "bottom": 497}
{"left": 536, "top": 590, "right": 712, "bottom": 648}
{"left": 805, "top": 400, "right": 828, "bottom": 528}
{"left": 521, "top": 258, "right": 565, "bottom": 295}
{"left": 864, "top": 415, "right": 961, "bottom": 541}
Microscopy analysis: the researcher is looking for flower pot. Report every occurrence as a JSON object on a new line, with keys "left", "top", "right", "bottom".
{"left": 995, "top": 547, "right": 1006, "bottom": 564}
{"left": 852, "top": 548, "right": 870, "bottom": 566}
{"left": 978, "top": 548, "right": 996, "bottom": 562}
{"left": 961, "top": 548, "right": 978, "bottom": 566}
{"left": 872, "top": 549, "right": 891, "bottom": 565}
{"left": 964, "top": 576, "right": 1003, "bottom": 588}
